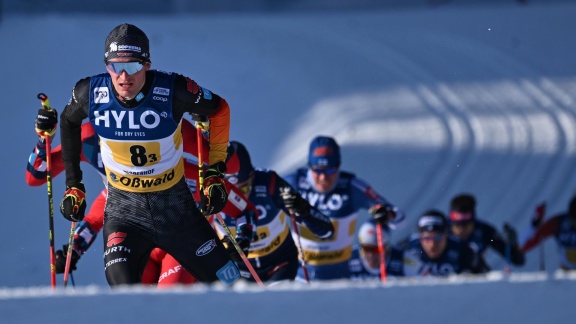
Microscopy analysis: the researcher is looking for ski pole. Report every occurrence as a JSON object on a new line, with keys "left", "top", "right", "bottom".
{"left": 63, "top": 222, "right": 76, "bottom": 288}
{"left": 193, "top": 115, "right": 264, "bottom": 287}
{"left": 70, "top": 273, "right": 75, "bottom": 287}
{"left": 288, "top": 212, "right": 310, "bottom": 284}
{"left": 281, "top": 188, "right": 310, "bottom": 284}
{"left": 37, "top": 93, "right": 57, "bottom": 290}
{"left": 376, "top": 222, "right": 387, "bottom": 283}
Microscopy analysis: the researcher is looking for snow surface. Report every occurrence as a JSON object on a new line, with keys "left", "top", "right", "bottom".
{"left": 1, "top": 1, "right": 575, "bottom": 322}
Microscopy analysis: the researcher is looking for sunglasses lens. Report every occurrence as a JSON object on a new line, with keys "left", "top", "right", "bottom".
{"left": 106, "top": 62, "right": 143, "bottom": 75}
{"left": 310, "top": 166, "right": 338, "bottom": 175}
{"left": 361, "top": 246, "right": 380, "bottom": 253}
{"left": 420, "top": 234, "right": 444, "bottom": 241}
{"left": 451, "top": 221, "right": 473, "bottom": 228}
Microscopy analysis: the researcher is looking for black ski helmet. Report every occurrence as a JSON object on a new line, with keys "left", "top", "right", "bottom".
{"left": 450, "top": 193, "right": 476, "bottom": 213}
{"left": 418, "top": 210, "right": 448, "bottom": 233}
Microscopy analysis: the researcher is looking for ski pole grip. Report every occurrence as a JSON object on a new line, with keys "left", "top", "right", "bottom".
{"left": 37, "top": 93, "right": 52, "bottom": 111}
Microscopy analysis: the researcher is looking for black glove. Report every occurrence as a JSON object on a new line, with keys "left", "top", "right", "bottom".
{"left": 222, "top": 236, "right": 243, "bottom": 263}
{"left": 35, "top": 108, "right": 58, "bottom": 137}
{"left": 369, "top": 203, "right": 397, "bottom": 224}
{"left": 60, "top": 183, "right": 87, "bottom": 222}
{"left": 54, "top": 245, "right": 81, "bottom": 274}
{"left": 531, "top": 203, "right": 546, "bottom": 228}
{"left": 503, "top": 223, "right": 519, "bottom": 245}
{"left": 201, "top": 162, "right": 228, "bottom": 216}
{"left": 235, "top": 223, "right": 255, "bottom": 256}
{"left": 280, "top": 187, "right": 310, "bottom": 216}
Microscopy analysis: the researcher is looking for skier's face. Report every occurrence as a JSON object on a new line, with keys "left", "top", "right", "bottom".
{"left": 309, "top": 166, "right": 339, "bottom": 193}
{"left": 360, "top": 245, "right": 386, "bottom": 269}
{"left": 420, "top": 231, "right": 447, "bottom": 259}
{"left": 106, "top": 58, "right": 150, "bottom": 100}
{"left": 450, "top": 221, "right": 474, "bottom": 240}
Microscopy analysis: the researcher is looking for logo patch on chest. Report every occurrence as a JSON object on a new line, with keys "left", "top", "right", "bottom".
{"left": 94, "top": 87, "right": 110, "bottom": 104}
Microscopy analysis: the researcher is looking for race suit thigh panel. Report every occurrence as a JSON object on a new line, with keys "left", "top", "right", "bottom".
{"left": 103, "top": 220, "right": 155, "bottom": 286}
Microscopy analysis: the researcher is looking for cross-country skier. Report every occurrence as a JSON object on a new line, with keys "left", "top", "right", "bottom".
{"left": 448, "top": 193, "right": 525, "bottom": 271}
{"left": 48, "top": 23, "right": 242, "bottom": 286}
{"left": 30, "top": 114, "right": 257, "bottom": 286}
{"left": 214, "top": 141, "right": 334, "bottom": 284}
{"left": 403, "top": 210, "right": 485, "bottom": 277}
{"left": 283, "top": 136, "right": 406, "bottom": 281}
{"left": 348, "top": 220, "right": 411, "bottom": 280}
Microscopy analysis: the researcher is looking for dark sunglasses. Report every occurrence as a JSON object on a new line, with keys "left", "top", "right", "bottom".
{"left": 106, "top": 61, "right": 144, "bottom": 75}
{"left": 451, "top": 220, "right": 473, "bottom": 228}
{"left": 309, "top": 166, "right": 338, "bottom": 175}
{"left": 361, "top": 245, "right": 383, "bottom": 253}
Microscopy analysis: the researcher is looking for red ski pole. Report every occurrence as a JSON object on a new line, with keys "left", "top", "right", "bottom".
{"left": 63, "top": 222, "right": 76, "bottom": 287}
{"left": 376, "top": 222, "right": 387, "bottom": 283}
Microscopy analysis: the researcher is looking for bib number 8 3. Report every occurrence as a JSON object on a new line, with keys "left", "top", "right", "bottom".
{"left": 130, "top": 145, "right": 158, "bottom": 166}
{"left": 108, "top": 141, "right": 161, "bottom": 167}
